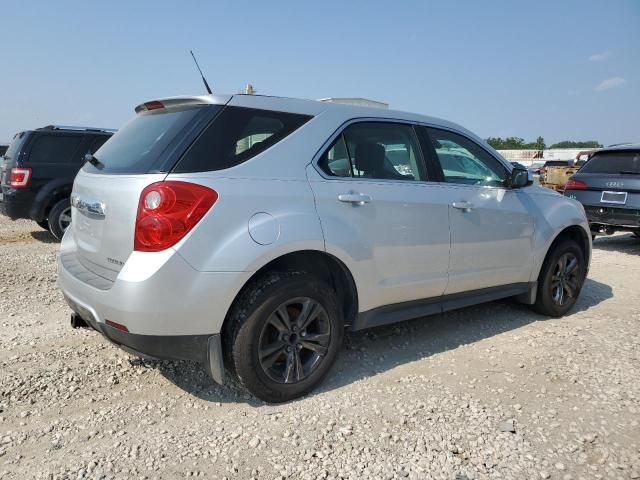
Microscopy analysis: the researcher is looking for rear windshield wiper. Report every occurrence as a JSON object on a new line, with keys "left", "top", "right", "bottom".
{"left": 84, "top": 153, "right": 104, "bottom": 169}
{"left": 619, "top": 170, "right": 640, "bottom": 175}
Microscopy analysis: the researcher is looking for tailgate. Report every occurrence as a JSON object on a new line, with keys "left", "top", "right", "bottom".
{"left": 70, "top": 171, "right": 165, "bottom": 281}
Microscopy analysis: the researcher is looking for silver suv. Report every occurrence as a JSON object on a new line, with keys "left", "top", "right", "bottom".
{"left": 57, "top": 94, "right": 591, "bottom": 402}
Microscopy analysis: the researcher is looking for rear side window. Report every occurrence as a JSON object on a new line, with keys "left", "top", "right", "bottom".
{"left": 580, "top": 151, "right": 640, "bottom": 174}
{"left": 84, "top": 106, "right": 208, "bottom": 174}
{"left": 318, "top": 122, "right": 426, "bottom": 181}
{"left": 173, "top": 106, "right": 312, "bottom": 173}
{"left": 28, "top": 135, "right": 83, "bottom": 164}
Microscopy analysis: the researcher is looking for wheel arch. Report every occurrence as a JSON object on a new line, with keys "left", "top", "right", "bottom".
{"left": 221, "top": 249, "right": 359, "bottom": 344}
{"left": 29, "top": 179, "right": 74, "bottom": 222}
{"left": 541, "top": 224, "right": 591, "bottom": 277}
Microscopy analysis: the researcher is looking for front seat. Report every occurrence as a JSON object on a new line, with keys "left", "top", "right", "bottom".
{"left": 354, "top": 142, "right": 407, "bottom": 180}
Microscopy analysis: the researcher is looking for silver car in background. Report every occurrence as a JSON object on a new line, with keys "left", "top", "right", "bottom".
{"left": 58, "top": 94, "right": 591, "bottom": 402}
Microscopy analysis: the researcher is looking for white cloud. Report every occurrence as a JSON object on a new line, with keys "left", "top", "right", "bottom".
{"left": 594, "top": 77, "right": 626, "bottom": 92}
{"left": 589, "top": 51, "right": 611, "bottom": 62}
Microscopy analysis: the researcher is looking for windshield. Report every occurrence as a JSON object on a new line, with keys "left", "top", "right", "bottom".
{"left": 83, "top": 105, "right": 212, "bottom": 174}
{"left": 580, "top": 151, "right": 640, "bottom": 174}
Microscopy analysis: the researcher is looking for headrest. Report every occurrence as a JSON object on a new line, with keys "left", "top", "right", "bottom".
{"left": 354, "top": 142, "right": 385, "bottom": 173}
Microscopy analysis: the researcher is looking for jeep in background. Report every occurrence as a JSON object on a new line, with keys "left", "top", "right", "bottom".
{"left": 0, "top": 125, "right": 114, "bottom": 239}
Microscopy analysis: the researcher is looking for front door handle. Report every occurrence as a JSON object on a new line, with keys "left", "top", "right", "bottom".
{"left": 452, "top": 201, "right": 474, "bottom": 212}
{"left": 338, "top": 192, "right": 372, "bottom": 205}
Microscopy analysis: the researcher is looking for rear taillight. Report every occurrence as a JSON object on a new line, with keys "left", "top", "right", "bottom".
{"left": 142, "top": 101, "right": 164, "bottom": 111}
{"left": 134, "top": 181, "right": 218, "bottom": 252}
{"left": 565, "top": 178, "right": 588, "bottom": 190}
{"left": 10, "top": 167, "right": 32, "bottom": 188}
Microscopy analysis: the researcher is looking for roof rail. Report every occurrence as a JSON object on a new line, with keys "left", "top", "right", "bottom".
{"left": 39, "top": 125, "right": 117, "bottom": 133}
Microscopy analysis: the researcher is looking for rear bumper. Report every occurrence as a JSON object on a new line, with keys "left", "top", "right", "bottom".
{"left": 69, "top": 308, "right": 225, "bottom": 383}
{"left": 0, "top": 190, "right": 32, "bottom": 219}
{"left": 57, "top": 229, "right": 252, "bottom": 383}
{"left": 57, "top": 230, "right": 249, "bottom": 336}
{"left": 583, "top": 205, "right": 640, "bottom": 229}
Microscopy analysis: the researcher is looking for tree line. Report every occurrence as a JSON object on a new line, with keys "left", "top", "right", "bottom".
{"left": 486, "top": 137, "right": 602, "bottom": 150}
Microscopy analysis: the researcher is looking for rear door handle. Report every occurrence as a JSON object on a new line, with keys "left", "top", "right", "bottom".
{"left": 452, "top": 201, "right": 474, "bottom": 212}
{"left": 338, "top": 192, "right": 372, "bottom": 205}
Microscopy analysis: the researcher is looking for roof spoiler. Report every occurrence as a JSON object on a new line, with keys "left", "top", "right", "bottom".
{"left": 39, "top": 125, "right": 116, "bottom": 133}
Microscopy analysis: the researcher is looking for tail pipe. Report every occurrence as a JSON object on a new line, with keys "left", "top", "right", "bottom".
{"left": 70, "top": 313, "right": 90, "bottom": 329}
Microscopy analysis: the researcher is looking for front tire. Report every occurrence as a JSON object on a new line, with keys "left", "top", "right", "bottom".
{"left": 226, "top": 272, "right": 343, "bottom": 403}
{"left": 532, "top": 240, "right": 586, "bottom": 317}
{"left": 47, "top": 198, "right": 72, "bottom": 241}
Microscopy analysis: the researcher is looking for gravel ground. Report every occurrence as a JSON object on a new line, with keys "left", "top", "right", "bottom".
{"left": 1, "top": 215, "right": 639, "bottom": 480}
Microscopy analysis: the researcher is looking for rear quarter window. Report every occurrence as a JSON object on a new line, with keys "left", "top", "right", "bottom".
{"left": 173, "top": 106, "right": 312, "bottom": 173}
{"left": 28, "top": 135, "right": 83, "bottom": 164}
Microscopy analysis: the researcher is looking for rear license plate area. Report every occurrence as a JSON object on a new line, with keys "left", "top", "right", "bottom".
{"left": 600, "top": 191, "right": 627, "bottom": 205}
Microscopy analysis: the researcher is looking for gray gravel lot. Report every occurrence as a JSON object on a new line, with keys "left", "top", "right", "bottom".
{"left": 1, "top": 215, "right": 639, "bottom": 480}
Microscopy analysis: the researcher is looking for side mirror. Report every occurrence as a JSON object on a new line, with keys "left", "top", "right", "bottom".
{"left": 510, "top": 166, "right": 531, "bottom": 188}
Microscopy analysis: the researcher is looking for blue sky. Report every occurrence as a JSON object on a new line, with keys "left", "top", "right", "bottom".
{"left": 1, "top": 0, "right": 638, "bottom": 145}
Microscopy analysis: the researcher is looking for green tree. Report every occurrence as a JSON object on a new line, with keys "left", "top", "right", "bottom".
{"left": 549, "top": 140, "right": 603, "bottom": 149}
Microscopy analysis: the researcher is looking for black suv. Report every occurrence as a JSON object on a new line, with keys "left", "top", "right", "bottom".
{"left": 564, "top": 144, "right": 640, "bottom": 238}
{"left": 0, "top": 125, "right": 114, "bottom": 239}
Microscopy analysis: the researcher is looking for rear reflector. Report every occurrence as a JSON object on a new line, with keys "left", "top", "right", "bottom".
{"left": 10, "top": 167, "right": 32, "bottom": 188}
{"left": 105, "top": 319, "right": 129, "bottom": 333}
{"left": 565, "top": 178, "right": 588, "bottom": 190}
{"left": 134, "top": 181, "right": 218, "bottom": 252}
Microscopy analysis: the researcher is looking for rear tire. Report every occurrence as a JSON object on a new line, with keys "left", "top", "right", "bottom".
{"left": 532, "top": 240, "right": 586, "bottom": 317}
{"left": 225, "top": 272, "right": 343, "bottom": 403}
{"left": 47, "top": 198, "right": 72, "bottom": 241}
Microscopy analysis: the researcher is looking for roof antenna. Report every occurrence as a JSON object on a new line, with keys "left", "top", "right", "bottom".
{"left": 190, "top": 50, "right": 213, "bottom": 94}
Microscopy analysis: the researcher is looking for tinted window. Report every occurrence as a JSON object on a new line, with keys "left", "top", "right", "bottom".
{"left": 319, "top": 135, "right": 352, "bottom": 177}
{"left": 580, "top": 151, "right": 640, "bottom": 174}
{"left": 89, "top": 136, "right": 110, "bottom": 154}
{"left": 427, "top": 128, "right": 507, "bottom": 186}
{"left": 0, "top": 146, "right": 7, "bottom": 157}
{"left": 28, "top": 135, "right": 83, "bottom": 164}
{"left": 174, "top": 106, "right": 312, "bottom": 173}
{"left": 3, "top": 134, "right": 27, "bottom": 162}
{"left": 84, "top": 106, "right": 207, "bottom": 174}
{"left": 320, "top": 122, "right": 425, "bottom": 181}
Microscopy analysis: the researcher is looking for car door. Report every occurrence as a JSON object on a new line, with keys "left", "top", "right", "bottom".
{"left": 421, "top": 126, "right": 535, "bottom": 295}
{"left": 307, "top": 121, "right": 451, "bottom": 313}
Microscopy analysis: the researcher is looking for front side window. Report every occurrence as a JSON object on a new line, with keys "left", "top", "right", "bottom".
{"left": 319, "top": 122, "right": 426, "bottom": 181}
{"left": 426, "top": 128, "right": 508, "bottom": 187}
{"left": 28, "top": 135, "right": 83, "bottom": 164}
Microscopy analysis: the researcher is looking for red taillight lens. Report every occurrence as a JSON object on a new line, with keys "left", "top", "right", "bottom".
{"left": 565, "top": 178, "right": 588, "bottom": 190}
{"left": 143, "top": 101, "right": 164, "bottom": 111}
{"left": 134, "top": 181, "right": 218, "bottom": 252}
{"left": 10, "top": 167, "right": 32, "bottom": 188}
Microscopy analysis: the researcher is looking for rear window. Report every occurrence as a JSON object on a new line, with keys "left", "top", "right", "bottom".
{"left": 3, "top": 133, "right": 29, "bottom": 162}
{"left": 28, "top": 135, "right": 83, "bottom": 164}
{"left": 580, "top": 151, "right": 640, "bottom": 174}
{"left": 0, "top": 146, "right": 7, "bottom": 157}
{"left": 83, "top": 106, "right": 208, "bottom": 174}
{"left": 173, "top": 106, "right": 312, "bottom": 173}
